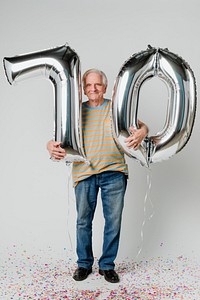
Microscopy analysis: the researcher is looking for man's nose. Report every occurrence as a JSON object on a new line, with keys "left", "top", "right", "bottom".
{"left": 91, "top": 84, "right": 97, "bottom": 91}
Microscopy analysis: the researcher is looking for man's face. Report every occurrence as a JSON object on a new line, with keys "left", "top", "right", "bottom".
{"left": 83, "top": 72, "right": 107, "bottom": 103}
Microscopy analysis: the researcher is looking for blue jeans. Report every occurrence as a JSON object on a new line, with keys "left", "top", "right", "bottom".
{"left": 75, "top": 171, "right": 127, "bottom": 270}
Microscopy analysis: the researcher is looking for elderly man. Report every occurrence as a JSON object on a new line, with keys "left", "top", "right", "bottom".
{"left": 47, "top": 69, "right": 148, "bottom": 283}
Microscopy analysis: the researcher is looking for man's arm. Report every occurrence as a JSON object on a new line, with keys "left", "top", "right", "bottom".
{"left": 125, "top": 120, "right": 148, "bottom": 150}
{"left": 47, "top": 140, "right": 66, "bottom": 160}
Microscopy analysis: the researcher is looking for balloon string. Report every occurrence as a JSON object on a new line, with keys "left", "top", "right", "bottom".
{"left": 135, "top": 168, "right": 154, "bottom": 260}
{"left": 66, "top": 164, "right": 74, "bottom": 253}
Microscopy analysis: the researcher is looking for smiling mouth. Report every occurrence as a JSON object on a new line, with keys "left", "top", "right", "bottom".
{"left": 89, "top": 93, "right": 99, "bottom": 96}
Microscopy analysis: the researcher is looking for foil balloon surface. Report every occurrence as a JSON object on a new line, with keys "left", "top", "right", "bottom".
{"left": 112, "top": 45, "right": 197, "bottom": 166}
{"left": 3, "top": 44, "right": 87, "bottom": 164}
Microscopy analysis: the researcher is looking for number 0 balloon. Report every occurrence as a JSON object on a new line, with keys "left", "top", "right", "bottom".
{"left": 112, "top": 45, "right": 197, "bottom": 166}
{"left": 3, "top": 44, "right": 87, "bottom": 164}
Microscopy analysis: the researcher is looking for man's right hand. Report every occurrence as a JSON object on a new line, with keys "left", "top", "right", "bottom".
{"left": 46, "top": 140, "right": 66, "bottom": 160}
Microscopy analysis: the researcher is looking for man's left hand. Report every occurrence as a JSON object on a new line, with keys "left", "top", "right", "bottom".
{"left": 125, "top": 124, "right": 148, "bottom": 150}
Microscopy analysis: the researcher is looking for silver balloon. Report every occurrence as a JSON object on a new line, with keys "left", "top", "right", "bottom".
{"left": 112, "top": 45, "right": 197, "bottom": 166}
{"left": 3, "top": 44, "right": 87, "bottom": 164}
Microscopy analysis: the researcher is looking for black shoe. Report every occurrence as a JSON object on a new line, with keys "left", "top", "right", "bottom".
{"left": 73, "top": 267, "right": 92, "bottom": 281}
{"left": 99, "top": 269, "right": 120, "bottom": 283}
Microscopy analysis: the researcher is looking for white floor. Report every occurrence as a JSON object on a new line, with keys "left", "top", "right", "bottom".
{"left": 0, "top": 245, "right": 200, "bottom": 299}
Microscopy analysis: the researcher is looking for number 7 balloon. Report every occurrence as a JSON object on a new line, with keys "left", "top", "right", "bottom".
{"left": 3, "top": 44, "right": 87, "bottom": 164}
{"left": 112, "top": 45, "right": 197, "bottom": 166}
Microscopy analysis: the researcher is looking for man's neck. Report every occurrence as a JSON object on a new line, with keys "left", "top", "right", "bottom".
{"left": 87, "top": 98, "right": 104, "bottom": 107}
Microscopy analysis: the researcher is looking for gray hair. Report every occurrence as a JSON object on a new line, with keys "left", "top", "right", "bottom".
{"left": 82, "top": 69, "right": 108, "bottom": 88}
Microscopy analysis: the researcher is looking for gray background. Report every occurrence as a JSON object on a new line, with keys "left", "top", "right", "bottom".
{"left": 0, "top": 0, "right": 199, "bottom": 262}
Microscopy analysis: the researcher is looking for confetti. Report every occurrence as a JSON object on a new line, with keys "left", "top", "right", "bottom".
{"left": 0, "top": 245, "right": 200, "bottom": 299}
